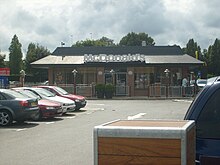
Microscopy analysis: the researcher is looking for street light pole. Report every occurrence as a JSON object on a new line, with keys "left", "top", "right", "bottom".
{"left": 72, "top": 69, "right": 78, "bottom": 94}
{"left": 20, "top": 70, "right": 25, "bottom": 87}
{"left": 110, "top": 69, "right": 115, "bottom": 84}
{"left": 164, "top": 69, "right": 170, "bottom": 97}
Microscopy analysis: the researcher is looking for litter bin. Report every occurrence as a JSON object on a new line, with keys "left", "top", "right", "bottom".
{"left": 94, "top": 119, "right": 195, "bottom": 165}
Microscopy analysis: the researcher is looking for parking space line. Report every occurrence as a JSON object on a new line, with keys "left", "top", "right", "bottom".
{"left": 16, "top": 128, "right": 27, "bottom": 132}
{"left": 45, "top": 122, "right": 55, "bottom": 124}
{"left": 65, "top": 116, "right": 76, "bottom": 119}
{"left": 127, "top": 113, "right": 146, "bottom": 120}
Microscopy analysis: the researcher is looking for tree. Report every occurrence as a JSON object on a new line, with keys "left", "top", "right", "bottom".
{"left": 72, "top": 36, "right": 115, "bottom": 47}
{"left": 25, "top": 43, "right": 51, "bottom": 73}
{"left": 183, "top": 39, "right": 201, "bottom": 59}
{"left": 8, "top": 35, "right": 23, "bottom": 75}
{"left": 207, "top": 38, "right": 220, "bottom": 76}
{"left": 119, "top": 32, "right": 155, "bottom": 46}
{"left": 25, "top": 43, "right": 51, "bottom": 82}
{"left": 0, "top": 53, "right": 6, "bottom": 67}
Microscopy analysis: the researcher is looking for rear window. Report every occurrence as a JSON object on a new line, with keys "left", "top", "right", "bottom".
{"left": 4, "top": 90, "right": 27, "bottom": 98}
{"left": 34, "top": 88, "right": 56, "bottom": 97}
{"left": 196, "top": 88, "right": 220, "bottom": 139}
{"left": 54, "top": 86, "right": 68, "bottom": 95}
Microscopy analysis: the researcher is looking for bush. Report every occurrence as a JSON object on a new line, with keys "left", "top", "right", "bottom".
{"left": 105, "top": 83, "right": 115, "bottom": 99}
{"left": 95, "top": 84, "right": 105, "bottom": 98}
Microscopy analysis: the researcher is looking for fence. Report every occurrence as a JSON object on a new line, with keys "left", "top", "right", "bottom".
{"left": 115, "top": 85, "right": 130, "bottom": 96}
{"left": 58, "top": 84, "right": 95, "bottom": 97}
{"left": 9, "top": 82, "right": 195, "bottom": 98}
{"left": 149, "top": 85, "right": 195, "bottom": 98}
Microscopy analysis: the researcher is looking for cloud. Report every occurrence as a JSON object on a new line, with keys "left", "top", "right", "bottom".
{"left": 0, "top": 0, "right": 220, "bottom": 59}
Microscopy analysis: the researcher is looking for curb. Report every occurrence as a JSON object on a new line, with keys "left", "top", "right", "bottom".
{"left": 86, "top": 97, "right": 194, "bottom": 100}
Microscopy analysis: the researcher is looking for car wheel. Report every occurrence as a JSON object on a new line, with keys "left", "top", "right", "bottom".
{"left": 0, "top": 110, "right": 13, "bottom": 126}
{"left": 32, "top": 111, "right": 42, "bottom": 121}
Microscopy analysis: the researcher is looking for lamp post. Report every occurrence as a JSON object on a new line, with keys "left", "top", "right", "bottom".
{"left": 72, "top": 69, "right": 78, "bottom": 94}
{"left": 164, "top": 69, "right": 170, "bottom": 97}
{"left": 110, "top": 69, "right": 115, "bottom": 84}
{"left": 20, "top": 70, "right": 25, "bottom": 87}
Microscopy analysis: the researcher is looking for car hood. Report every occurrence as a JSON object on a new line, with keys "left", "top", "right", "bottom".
{"left": 61, "top": 94, "right": 85, "bottom": 100}
{"left": 38, "top": 99, "right": 61, "bottom": 107}
{"left": 43, "top": 95, "right": 75, "bottom": 104}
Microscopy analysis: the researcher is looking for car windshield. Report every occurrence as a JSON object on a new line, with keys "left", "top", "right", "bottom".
{"left": 33, "top": 88, "right": 56, "bottom": 97}
{"left": 17, "top": 90, "right": 41, "bottom": 99}
{"left": 4, "top": 90, "right": 27, "bottom": 98}
{"left": 197, "top": 80, "right": 207, "bottom": 85}
{"left": 54, "top": 86, "right": 69, "bottom": 95}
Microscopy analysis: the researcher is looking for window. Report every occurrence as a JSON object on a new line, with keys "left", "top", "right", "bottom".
{"left": 134, "top": 73, "right": 149, "bottom": 89}
{"left": 0, "top": 93, "right": 6, "bottom": 100}
{"left": 196, "top": 89, "right": 220, "bottom": 139}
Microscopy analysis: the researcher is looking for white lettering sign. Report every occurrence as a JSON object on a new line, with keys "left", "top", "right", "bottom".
{"left": 84, "top": 54, "right": 145, "bottom": 63}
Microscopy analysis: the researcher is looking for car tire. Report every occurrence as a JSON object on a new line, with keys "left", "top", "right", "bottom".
{"left": 32, "top": 111, "right": 42, "bottom": 121}
{"left": 0, "top": 110, "right": 13, "bottom": 126}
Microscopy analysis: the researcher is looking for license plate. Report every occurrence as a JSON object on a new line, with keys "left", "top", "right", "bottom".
{"left": 57, "top": 108, "right": 62, "bottom": 113}
{"left": 31, "top": 102, "right": 37, "bottom": 106}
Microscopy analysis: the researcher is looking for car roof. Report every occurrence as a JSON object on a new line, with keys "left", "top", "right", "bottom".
{"left": 207, "top": 76, "right": 220, "bottom": 85}
{"left": 36, "top": 86, "right": 55, "bottom": 88}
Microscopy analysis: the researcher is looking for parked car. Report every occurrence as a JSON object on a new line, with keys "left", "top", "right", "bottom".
{"left": 206, "top": 76, "right": 220, "bottom": 85}
{"left": 0, "top": 89, "right": 39, "bottom": 126}
{"left": 37, "top": 86, "right": 87, "bottom": 110}
{"left": 13, "top": 87, "right": 76, "bottom": 114}
{"left": 196, "top": 79, "right": 207, "bottom": 90}
{"left": 184, "top": 77, "right": 220, "bottom": 164}
{"left": 13, "top": 89, "right": 63, "bottom": 120}
{"left": 41, "top": 80, "right": 49, "bottom": 85}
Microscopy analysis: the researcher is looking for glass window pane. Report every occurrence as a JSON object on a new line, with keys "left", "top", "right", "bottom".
{"left": 197, "top": 89, "right": 220, "bottom": 138}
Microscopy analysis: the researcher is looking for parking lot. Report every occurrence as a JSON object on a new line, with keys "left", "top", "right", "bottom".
{"left": 0, "top": 99, "right": 192, "bottom": 165}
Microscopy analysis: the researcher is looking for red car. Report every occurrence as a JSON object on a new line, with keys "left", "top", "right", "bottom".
{"left": 14, "top": 89, "right": 63, "bottom": 120}
{"left": 37, "top": 86, "right": 87, "bottom": 111}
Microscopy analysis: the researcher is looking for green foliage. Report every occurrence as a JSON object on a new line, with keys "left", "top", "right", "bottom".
{"left": 8, "top": 34, "right": 23, "bottom": 75}
{"left": 72, "top": 36, "right": 115, "bottom": 47}
{"left": 119, "top": 32, "right": 155, "bottom": 46}
{"left": 183, "top": 39, "right": 202, "bottom": 59}
{"left": 95, "top": 83, "right": 105, "bottom": 92}
{"left": 105, "top": 83, "right": 115, "bottom": 99}
{"left": 206, "top": 38, "right": 220, "bottom": 76}
{"left": 25, "top": 43, "right": 51, "bottom": 75}
{"left": 105, "top": 83, "right": 115, "bottom": 92}
{"left": 0, "top": 53, "right": 6, "bottom": 67}
{"left": 95, "top": 83, "right": 105, "bottom": 98}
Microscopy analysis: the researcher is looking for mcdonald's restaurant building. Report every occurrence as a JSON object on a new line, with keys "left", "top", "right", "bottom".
{"left": 32, "top": 46, "right": 203, "bottom": 97}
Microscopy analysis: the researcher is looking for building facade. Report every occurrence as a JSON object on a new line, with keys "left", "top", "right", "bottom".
{"left": 32, "top": 46, "right": 203, "bottom": 97}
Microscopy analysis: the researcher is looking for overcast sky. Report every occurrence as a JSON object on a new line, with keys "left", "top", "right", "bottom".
{"left": 0, "top": 0, "right": 220, "bottom": 58}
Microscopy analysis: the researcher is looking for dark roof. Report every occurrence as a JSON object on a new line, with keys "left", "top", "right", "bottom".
{"left": 52, "top": 45, "right": 183, "bottom": 56}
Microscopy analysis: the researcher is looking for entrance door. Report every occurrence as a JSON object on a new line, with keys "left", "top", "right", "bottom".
{"left": 115, "top": 73, "right": 127, "bottom": 96}
{"left": 104, "top": 68, "right": 128, "bottom": 96}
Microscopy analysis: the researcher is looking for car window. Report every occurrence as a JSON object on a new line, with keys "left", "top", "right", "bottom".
{"left": 4, "top": 90, "right": 27, "bottom": 99}
{"left": 46, "top": 88, "right": 57, "bottom": 95}
{"left": 34, "top": 88, "right": 56, "bottom": 97}
{"left": 17, "top": 90, "right": 41, "bottom": 99}
{"left": 197, "top": 80, "right": 207, "bottom": 85}
{"left": 54, "top": 86, "right": 69, "bottom": 95}
{"left": 0, "top": 93, "right": 6, "bottom": 100}
{"left": 197, "top": 88, "right": 220, "bottom": 139}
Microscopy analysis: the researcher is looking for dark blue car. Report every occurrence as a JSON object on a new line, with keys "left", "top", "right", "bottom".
{"left": 184, "top": 77, "right": 220, "bottom": 164}
{"left": 0, "top": 89, "right": 39, "bottom": 126}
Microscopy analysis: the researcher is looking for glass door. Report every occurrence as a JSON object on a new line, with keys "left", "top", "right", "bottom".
{"left": 115, "top": 73, "right": 127, "bottom": 96}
